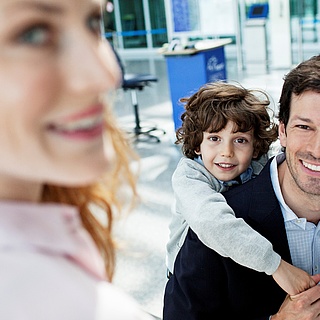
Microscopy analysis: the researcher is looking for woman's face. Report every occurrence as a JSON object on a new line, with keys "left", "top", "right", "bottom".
{"left": 0, "top": 0, "right": 121, "bottom": 200}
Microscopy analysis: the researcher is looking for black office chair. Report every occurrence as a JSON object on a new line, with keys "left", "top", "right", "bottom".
{"left": 113, "top": 48, "right": 166, "bottom": 142}
{"left": 122, "top": 73, "right": 166, "bottom": 142}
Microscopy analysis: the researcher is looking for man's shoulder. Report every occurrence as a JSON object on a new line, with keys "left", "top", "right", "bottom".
{"left": 224, "top": 159, "right": 273, "bottom": 211}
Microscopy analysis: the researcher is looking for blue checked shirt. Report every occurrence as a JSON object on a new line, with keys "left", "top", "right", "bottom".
{"left": 270, "top": 153, "right": 320, "bottom": 275}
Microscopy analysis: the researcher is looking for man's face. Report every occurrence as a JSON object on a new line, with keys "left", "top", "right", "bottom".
{"left": 279, "top": 91, "right": 320, "bottom": 195}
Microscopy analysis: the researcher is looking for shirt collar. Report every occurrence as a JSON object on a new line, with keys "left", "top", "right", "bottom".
{"left": 270, "top": 153, "right": 305, "bottom": 225}
{"left": 221, "top": 166, "right": 253, "bottom": 187}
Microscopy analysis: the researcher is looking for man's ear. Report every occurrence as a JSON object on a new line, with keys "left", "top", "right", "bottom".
{"left": 278, "top": 122, "right": 287, "bottom": 148}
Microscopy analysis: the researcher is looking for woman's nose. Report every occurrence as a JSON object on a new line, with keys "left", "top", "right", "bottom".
{"left": 61, "top": 36, "right": 121, "bottom": 94}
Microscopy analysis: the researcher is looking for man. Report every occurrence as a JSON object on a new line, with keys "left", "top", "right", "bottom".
{"left": 163, "top": 55, "right": 320, "bottom": 320}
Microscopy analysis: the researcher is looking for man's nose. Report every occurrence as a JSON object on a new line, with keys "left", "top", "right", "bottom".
{"left": 307, "top": 131, "right": 320, "bottom": 160}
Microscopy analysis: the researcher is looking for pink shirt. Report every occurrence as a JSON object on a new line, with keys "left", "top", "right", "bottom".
{"left": 0, "top": 201, "right": 150, "bottom": 319}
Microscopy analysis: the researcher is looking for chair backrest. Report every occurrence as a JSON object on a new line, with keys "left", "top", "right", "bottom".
{"left": 109, "top": 43, "right": 158, "bottom": 91}
{"left": 110, "top": 44, "right": 125, "bottom": 85}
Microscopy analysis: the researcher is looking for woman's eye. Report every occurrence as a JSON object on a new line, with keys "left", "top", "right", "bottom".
{"left": 87, "top": 14, "right": 102, "bottom": 36}
{"left": 18, "top": 25, "right": 52, "bottom": 46}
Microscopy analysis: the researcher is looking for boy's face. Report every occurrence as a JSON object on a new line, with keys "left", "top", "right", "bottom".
{"left": 195, "top": 121, "right": 257, "bottom": 181}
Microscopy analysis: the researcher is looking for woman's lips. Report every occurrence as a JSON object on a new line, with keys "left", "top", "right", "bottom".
{"left": 47, "top": 105, "right": 105, "bottom": 140}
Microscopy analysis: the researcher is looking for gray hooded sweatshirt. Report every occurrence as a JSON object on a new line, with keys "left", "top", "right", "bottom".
{"left": 166, "top": 156, "right": 281, "bottom": 275}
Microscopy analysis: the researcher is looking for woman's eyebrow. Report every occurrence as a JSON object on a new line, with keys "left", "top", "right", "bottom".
{"left": 7, "top": 1, "right": 64, "bottom": 15}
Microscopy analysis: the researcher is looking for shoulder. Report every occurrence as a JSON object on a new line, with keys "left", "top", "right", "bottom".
{"left": 173, "top": 157, "right": 223, "bottom": 191}
{"left": 227, "top": 159, "right": 272, "bottom": 195}
{"left": 173, "top": 157, "right": 210, "bottom": 180}
{"left": 224, "top": 159, "right": 274, "bottom": 214}
{"left": 0, "top": 250, "right": 97, "bottom": 317}
{"left": 0, "top": 251, "right": 151, "bottom": 319}
{"left": 251, "top": 154, "right": 268, "bottom": 176}
{"left": 174, "top": 157, "right": 205, "bottom": 172}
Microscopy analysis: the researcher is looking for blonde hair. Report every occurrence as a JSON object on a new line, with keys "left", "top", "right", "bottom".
{"left": 41, "top": 108, "right": 137, "bottom": 280}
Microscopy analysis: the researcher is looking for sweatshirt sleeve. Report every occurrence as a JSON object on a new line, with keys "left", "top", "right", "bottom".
{"left": 172, "top": 158, "right": 281, "bottom": 275}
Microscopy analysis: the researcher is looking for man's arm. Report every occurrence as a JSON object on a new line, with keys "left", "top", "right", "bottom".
{"left": 271, "top": 274, "right": 320, "bottom": 320}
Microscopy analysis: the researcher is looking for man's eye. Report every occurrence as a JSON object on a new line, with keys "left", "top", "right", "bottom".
{"left": 87, "top": 14, "right": 102, "bottom": 36}
{"left": 18, "top": 25, "right": 51, "bottom": 46}
{"left": 297, "top": 125, "right": 310, "bottom": 130}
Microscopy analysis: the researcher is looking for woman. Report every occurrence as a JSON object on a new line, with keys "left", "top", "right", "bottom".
{"left": 0, "top": 0, "right": 150, "bottom": 318}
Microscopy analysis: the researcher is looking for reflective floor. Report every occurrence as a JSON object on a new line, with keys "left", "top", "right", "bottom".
{"left": 111, "top": 47, "right": 318, "bottom": 319}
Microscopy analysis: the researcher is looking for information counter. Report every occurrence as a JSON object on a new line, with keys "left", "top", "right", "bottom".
{"left": 161, "top": 39, "right": 232, "bottom": 130}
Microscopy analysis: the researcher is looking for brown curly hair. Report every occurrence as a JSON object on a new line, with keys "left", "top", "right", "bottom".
{"left": 42, "top": 107, "right": 137, "bottom": 281}
{"left": 176, "top": 81, "right": 278, "bottom": 159}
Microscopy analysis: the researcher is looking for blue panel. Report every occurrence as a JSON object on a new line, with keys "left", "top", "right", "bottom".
{"left": 248, "top": 4, "right": 269, "bottom": 19}
{"left": 204, "top": 47, "right": 227, "bottom": 82}
{"left": 166, "top": 53, "right": 207, "bottom": 130}
{"left": 165, "top": 46, "right": 228, "bottom": 130}
{"left": 172, "top": 0, "right": 191, "bottom": 32}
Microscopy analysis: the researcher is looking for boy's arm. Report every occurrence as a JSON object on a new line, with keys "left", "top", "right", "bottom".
{"left": 272, "top": 260, "right": 316, "bottom": 295}
{"left": 173, "top": 158, "right": 280, "bottom": 275}
{"left": 173, "top": 158, "right": 316, "bottom": 295}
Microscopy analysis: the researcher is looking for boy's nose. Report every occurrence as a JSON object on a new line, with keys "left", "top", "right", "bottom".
{"left": 220, "top": 142, "right": 234, "bottom": 158}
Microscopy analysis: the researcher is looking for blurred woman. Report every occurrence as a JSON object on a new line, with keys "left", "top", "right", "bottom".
{"left": 0, "top": 0, "right": 149, "bottom": 318}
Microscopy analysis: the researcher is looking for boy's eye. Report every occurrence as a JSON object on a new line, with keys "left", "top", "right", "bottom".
{"left": 18, "top": 25, "right": 52, "bottom": 46}
{"left": 209, "top": 136, "right": 219, "bottom": 142}
{"left": 235, "top": 138, "right": 247, "bottom": 144}
{"left": 87, "top": 13, "right": 102, "bottom": 36}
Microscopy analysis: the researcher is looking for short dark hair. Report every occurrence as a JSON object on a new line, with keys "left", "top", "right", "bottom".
{"left": 279, "top": 55, "right": 320, "bottom": 126}
{"left": 176, "top": 81, "right": 278, "bottom": 159}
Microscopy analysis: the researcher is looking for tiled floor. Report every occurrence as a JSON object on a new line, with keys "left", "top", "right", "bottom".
{"left": 111, "top": 48, "right": 318, "bottom": 319}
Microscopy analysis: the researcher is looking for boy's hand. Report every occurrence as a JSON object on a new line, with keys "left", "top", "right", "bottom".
{"left": 272, "top": 259, "right": 316, "bottom": 295}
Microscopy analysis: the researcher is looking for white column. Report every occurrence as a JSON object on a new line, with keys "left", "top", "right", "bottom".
{"left": 269, "top": 0, "right": 292, "bottom": 69}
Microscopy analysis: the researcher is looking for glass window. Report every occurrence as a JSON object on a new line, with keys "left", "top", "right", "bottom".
{"left": 119, "top": 0, "right": 147, "bottom": 48}
{"left": 149, "top": 0, "right": 168, "bottom": 47}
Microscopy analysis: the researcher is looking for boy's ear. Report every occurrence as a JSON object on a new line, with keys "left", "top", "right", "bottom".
{"left": 252, "top": 149, "right": 260, "bottom": 159}
{"left": 194, "top": 149, "right": 201, "bottom": 155}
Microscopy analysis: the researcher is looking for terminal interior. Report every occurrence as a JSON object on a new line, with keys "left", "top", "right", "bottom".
{"left": 106, "top": 1, "right": 320, "bottom": 318}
